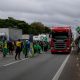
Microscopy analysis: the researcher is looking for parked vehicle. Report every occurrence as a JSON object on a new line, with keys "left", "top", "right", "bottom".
{"left": 50, "top": 26, "right": 73, "bottom": 54}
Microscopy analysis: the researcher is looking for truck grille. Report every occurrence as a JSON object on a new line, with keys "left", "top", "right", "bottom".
{"left": 54, "top": 42, "right": 66, "bottom": 50}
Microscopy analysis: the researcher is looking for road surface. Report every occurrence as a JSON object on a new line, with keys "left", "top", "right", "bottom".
{"left": 0, "top": 49, "right": 80, "bottom": 80}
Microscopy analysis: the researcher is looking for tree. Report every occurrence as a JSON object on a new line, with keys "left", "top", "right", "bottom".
{"left": 0, "top": 17, "right": 51, "bottom": 34}
{"left": 31, "top": 22, "right": 45, "bottom": 34}
{"left": 44, "top": 26, "right": 51, "bottom": 34}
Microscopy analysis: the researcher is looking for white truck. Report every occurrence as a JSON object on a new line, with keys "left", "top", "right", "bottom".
{"left": 33, "top": 34, "right": 49, "bottom": 42}
{"left": 0, "top": 28, "right": 22, "bottom": 41}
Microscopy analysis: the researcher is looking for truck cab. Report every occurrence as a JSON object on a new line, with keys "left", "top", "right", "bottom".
{"left": 50, "top": 27, "right": 72, "bottom": 54}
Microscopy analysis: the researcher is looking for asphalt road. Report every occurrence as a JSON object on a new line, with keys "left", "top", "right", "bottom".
{"left": 0, "top": 50, "right": 78, "bottom": 80}
{"left": 59, "top": 49, "right": 80, "bottom": 80}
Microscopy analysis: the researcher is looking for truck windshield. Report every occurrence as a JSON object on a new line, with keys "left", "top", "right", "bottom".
{"left": 52, "top": 32, "right": 69, "bottom": 40}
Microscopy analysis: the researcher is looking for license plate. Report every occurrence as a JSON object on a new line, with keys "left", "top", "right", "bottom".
{"left": 58, "top": 51, "right": 62, "bottom": 52}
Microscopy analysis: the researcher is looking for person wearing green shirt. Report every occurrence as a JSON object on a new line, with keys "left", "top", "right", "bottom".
{"left": 2, "top": 40, "right": 9, "bottom": 57}
{"left": 33, "top": 43, "right": 37, "bottom": 54}
{"left": 36, "top": 42, "right": 42, "bottom": 54}
{"left": 23, "top": 40, "right": 28, "bottom": 58}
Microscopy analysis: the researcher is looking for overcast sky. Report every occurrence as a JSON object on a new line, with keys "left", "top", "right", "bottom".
{"left": 0, "top": 0, "right": 80, "bottom": 29}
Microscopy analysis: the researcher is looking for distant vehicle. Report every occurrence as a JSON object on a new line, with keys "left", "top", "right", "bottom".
{"left": 20, "top": 39, "right": 29, "bottom": 42}
{"left": 0, "top": 28, "right": 22, "bottom": 41}
{"left": 33, "top": 36, "right": 39, "bottom": 41}
{"left": 50, "top": 26, "right": 73, "bottom": 54}
{"left": 33, "top": 34, "right": 48, "bottom": 42}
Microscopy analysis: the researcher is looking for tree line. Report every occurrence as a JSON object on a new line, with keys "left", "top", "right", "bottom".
{"left": 0, "top": 17, "right": 51, "bottom": 35}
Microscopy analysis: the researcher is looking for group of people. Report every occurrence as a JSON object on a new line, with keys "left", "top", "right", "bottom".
{"left": 0, "top": 39, "right": 50, "bottom": 60}
{"left": 33, "top": 41, "right": 50, "bottom": 54}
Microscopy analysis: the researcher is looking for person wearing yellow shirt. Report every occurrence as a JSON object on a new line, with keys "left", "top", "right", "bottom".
{"left": 15, "top": 39, "right": 22, "bottom": 60}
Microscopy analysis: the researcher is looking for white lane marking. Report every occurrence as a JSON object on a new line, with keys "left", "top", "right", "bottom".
{"left": 3, "top": 58, "right": 28, "bottom": 67}
{"left": 52, "top": 54, "right": 70, "bottom": 80}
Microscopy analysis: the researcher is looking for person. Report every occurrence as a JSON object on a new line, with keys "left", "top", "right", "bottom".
{"left": 26, "top": 40, "right": 31, "bottom": 56}
{"left": 41, "top": 41, "right": 44, "bottom": 51}
{"left": 15, "top": 39, "right": 22, "bottom": 60}
{"left": 75, "top": 37, "right": 80, "bottom": 53}
{"left": 33, "top": 42, "right": 37, "bottom": 54}
{"left": 2, "top": 40, "right": 9, "bottom": 57}
{"left": 44, "top": 41, "right": 47, "bottom": 52}
{"left": 78, "top": 39, "right": 80, "bottom": 53}
{"left": 0, "top": 40, "right": 3, "bottom": 52}
{"left": 23, "top": 40, "right": 28, "bottom": 58}
{"left": 7, "top": 40, "right": 14, "bottom": 55}
{"left": 37, "top": 43, "right": 42, "bottom": 54}
{"left": 34, "top": 42, "right": 42, "bottom": 54}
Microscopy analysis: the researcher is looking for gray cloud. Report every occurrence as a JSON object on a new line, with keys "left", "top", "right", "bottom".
{"left": 0, "top": 0, "right": 80, "bottom": 29}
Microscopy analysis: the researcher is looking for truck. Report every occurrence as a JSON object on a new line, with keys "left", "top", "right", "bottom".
{"left": 0, "top": 28, "right": 22, "bottom": 41}
{"left": 0, "top": 28, "right": 22, "bottom": 51}
{"left": 50, "top": 26, "right": 73, "bottom": 54}
{"left": 33, "top": 34, "right": 49, "bottom": 42}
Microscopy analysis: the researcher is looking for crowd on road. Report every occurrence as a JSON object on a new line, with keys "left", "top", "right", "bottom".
{"left": 0, "top": 39, "right": 50, "bottom": 60}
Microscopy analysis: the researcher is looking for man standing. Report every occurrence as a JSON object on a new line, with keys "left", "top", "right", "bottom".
{"left": 7, "top": 40, "right": 14, "bottom": 55}
{"left": 15, "top": 39, "right": 22, "bottom": 60}
{"left": 23, "top": 40, "right": 28, "bottom": 58}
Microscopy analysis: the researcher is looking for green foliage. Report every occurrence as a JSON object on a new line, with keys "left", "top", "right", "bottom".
{"left": 0, "top": 17, "right": 51, "bottom": 34}
{"left": 31, "top": 22, "right": 45, "bottom": 34}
